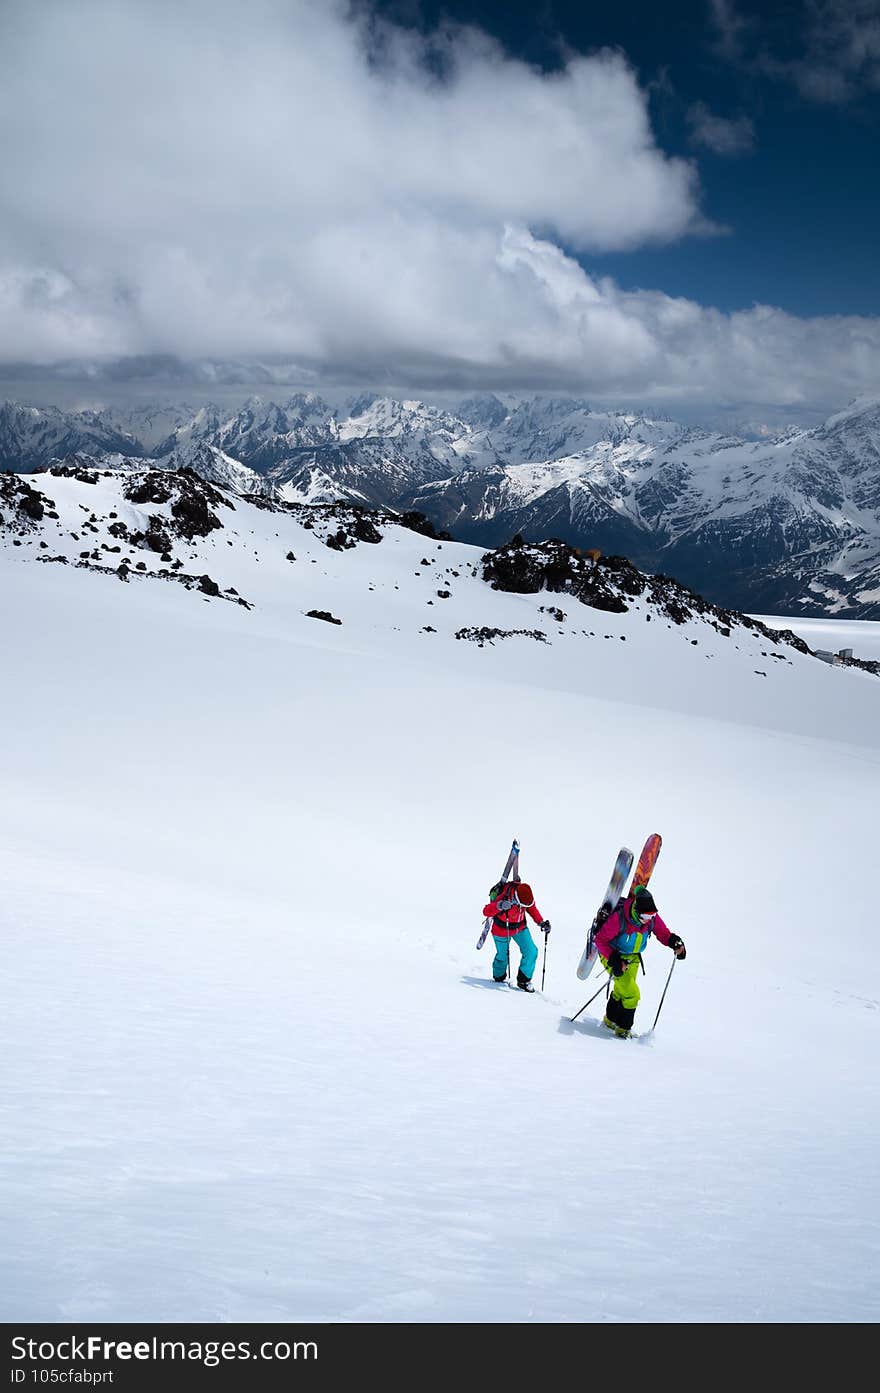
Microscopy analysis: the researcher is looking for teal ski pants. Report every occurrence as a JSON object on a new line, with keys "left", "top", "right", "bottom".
{"left": 492, "top": 929, "right": 538, "bottom": 981}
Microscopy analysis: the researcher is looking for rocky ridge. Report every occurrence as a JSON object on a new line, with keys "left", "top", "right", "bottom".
{"left": 4, "top": 462, "right": 875, "bottom": 678}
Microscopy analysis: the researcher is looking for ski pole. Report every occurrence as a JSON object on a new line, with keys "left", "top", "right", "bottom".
{"left": 541, "top": 928, "right": 548, "bottom": 992}
{"left": 570, "top": 976, "right": 610, "bottom": 1023}
{"left": 650, "top": 956, "right": 677, "bottom": 1032}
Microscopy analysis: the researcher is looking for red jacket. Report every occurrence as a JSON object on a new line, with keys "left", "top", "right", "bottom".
{"left": 483, "top": 889, "right": 545, "bottom": 938}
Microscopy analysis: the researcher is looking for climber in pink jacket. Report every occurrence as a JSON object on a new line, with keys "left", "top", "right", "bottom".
{"left": 594, "top": 886, "right": 686, "bottom": 1036}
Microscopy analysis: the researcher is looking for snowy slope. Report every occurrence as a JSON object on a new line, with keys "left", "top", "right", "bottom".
{"left": 1, "top": 466, "right": 879, "bottom": 1324}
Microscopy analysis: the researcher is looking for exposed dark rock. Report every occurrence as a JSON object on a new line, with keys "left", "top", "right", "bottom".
{"left": 48, "top": 463, "right": 99, "bottom": 485}
{"left": 398, "top": 509, "right": 453, "bottom": 541}
{"left": 146, "top": 528, "right": 172, "bottom": 554}
{"left": 170, "top": 474, "right": 224, "bottom": 539}
{"left": 351, "top": 512, "right": 382, "bottom": 544}
{"left": 306, "top": 609, "right": 342, "bottom": 625}
{"left": 325, "top": 528, "right": 355, "bottom": 552}
{"left": 482, "top": 538, "right": 628, "bottom": 614}
{"left": 129, "top": 514, "right": 173, "bottom": 554}
{"left": 122, "top": 468, "right": 225, "bottom": 540}
{"left": 455, "top": 626, "right": 549, "bottom": 646}
{"left": 481, "top": 536, "right": 812, "bottom": 659}
{"left": 197, "top": 574, "right": 220, "bottom": 596}
{"left": 322, "top": 507, "right": 383, "bottom": 550}
{"left": 0, "top": 473, "right": 50, "bottom": 527}
{"left": 17, "top": 488, "right": 45, "bottom": 522}
{"left": 124, "top": 475, "right": 172, "bottom": 506}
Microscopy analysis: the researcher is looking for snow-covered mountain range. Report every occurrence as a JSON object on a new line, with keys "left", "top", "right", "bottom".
{"left": 2, "top": 390, "right": 879, "bottom": 617}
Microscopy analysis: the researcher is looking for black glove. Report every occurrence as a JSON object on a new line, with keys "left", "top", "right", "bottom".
{"left": 595, "top": 906, "right": 610, "bottom": 928}
{"left": 540, "top": 920, "right": 551, "bottom": 935}
{"left": 608, "top": 949, "right": 626, "bottom": 977}
{"left": 668, "top": 933, "right": 686, "bottom": 960}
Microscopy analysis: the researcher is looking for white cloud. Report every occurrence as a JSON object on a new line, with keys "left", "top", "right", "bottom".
{"left": 782, "top": 2, "right": 880, "bottom": 103}
{"left": 686, "top": 102, "right": 755, "bottom": 155}
{"left": 472, "top": 229, "right": 880, "bottom": 412}
{"left": 711, "top": 0, "right": 880, "bottom": 103}
{"left": 0, "top": 0, "right": 702, "bottom": 354}
{"left": 0, "top": 0, "right": 878, "bottom": 414}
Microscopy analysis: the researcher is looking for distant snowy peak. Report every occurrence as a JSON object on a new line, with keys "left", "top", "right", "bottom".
{"left": 464, "top": 399, "right": 691, "bottom": 469}
{"left": 270, "top": 437, "right": 451, "bottom": 507}
{"left": 97, "top": 403, "right": 200, "bottom": 450}
{"left": 453, "top": 393, "right": 509, "bottom": 431}
{"left": 337, "top": 396, "right": 462, "bottom": 441}
{"left": 0, "top": 401, "right": 143, "bottom": 471}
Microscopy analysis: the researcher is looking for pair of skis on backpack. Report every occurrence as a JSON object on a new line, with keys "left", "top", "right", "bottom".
{"left": 576, "top": 833, "right": 661, "bottom": 980}
{"left": 476, "top": 839, "right": 521, "bottom": 951}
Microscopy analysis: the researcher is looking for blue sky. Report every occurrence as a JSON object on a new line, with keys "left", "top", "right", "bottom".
{"left": 375, "top": 0, "right": 880, "bottom": 316}
{"left": 0, "top": 0, "right": 878, "bottom": 422}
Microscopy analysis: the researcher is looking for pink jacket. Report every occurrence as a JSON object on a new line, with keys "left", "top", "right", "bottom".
{"left": 594, "top": 895, "right": 674, "bottom": 961}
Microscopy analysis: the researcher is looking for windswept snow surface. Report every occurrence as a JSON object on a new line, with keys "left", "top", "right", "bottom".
{"left": 2, "top": 506, "right": 879, "bottom": 1324}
